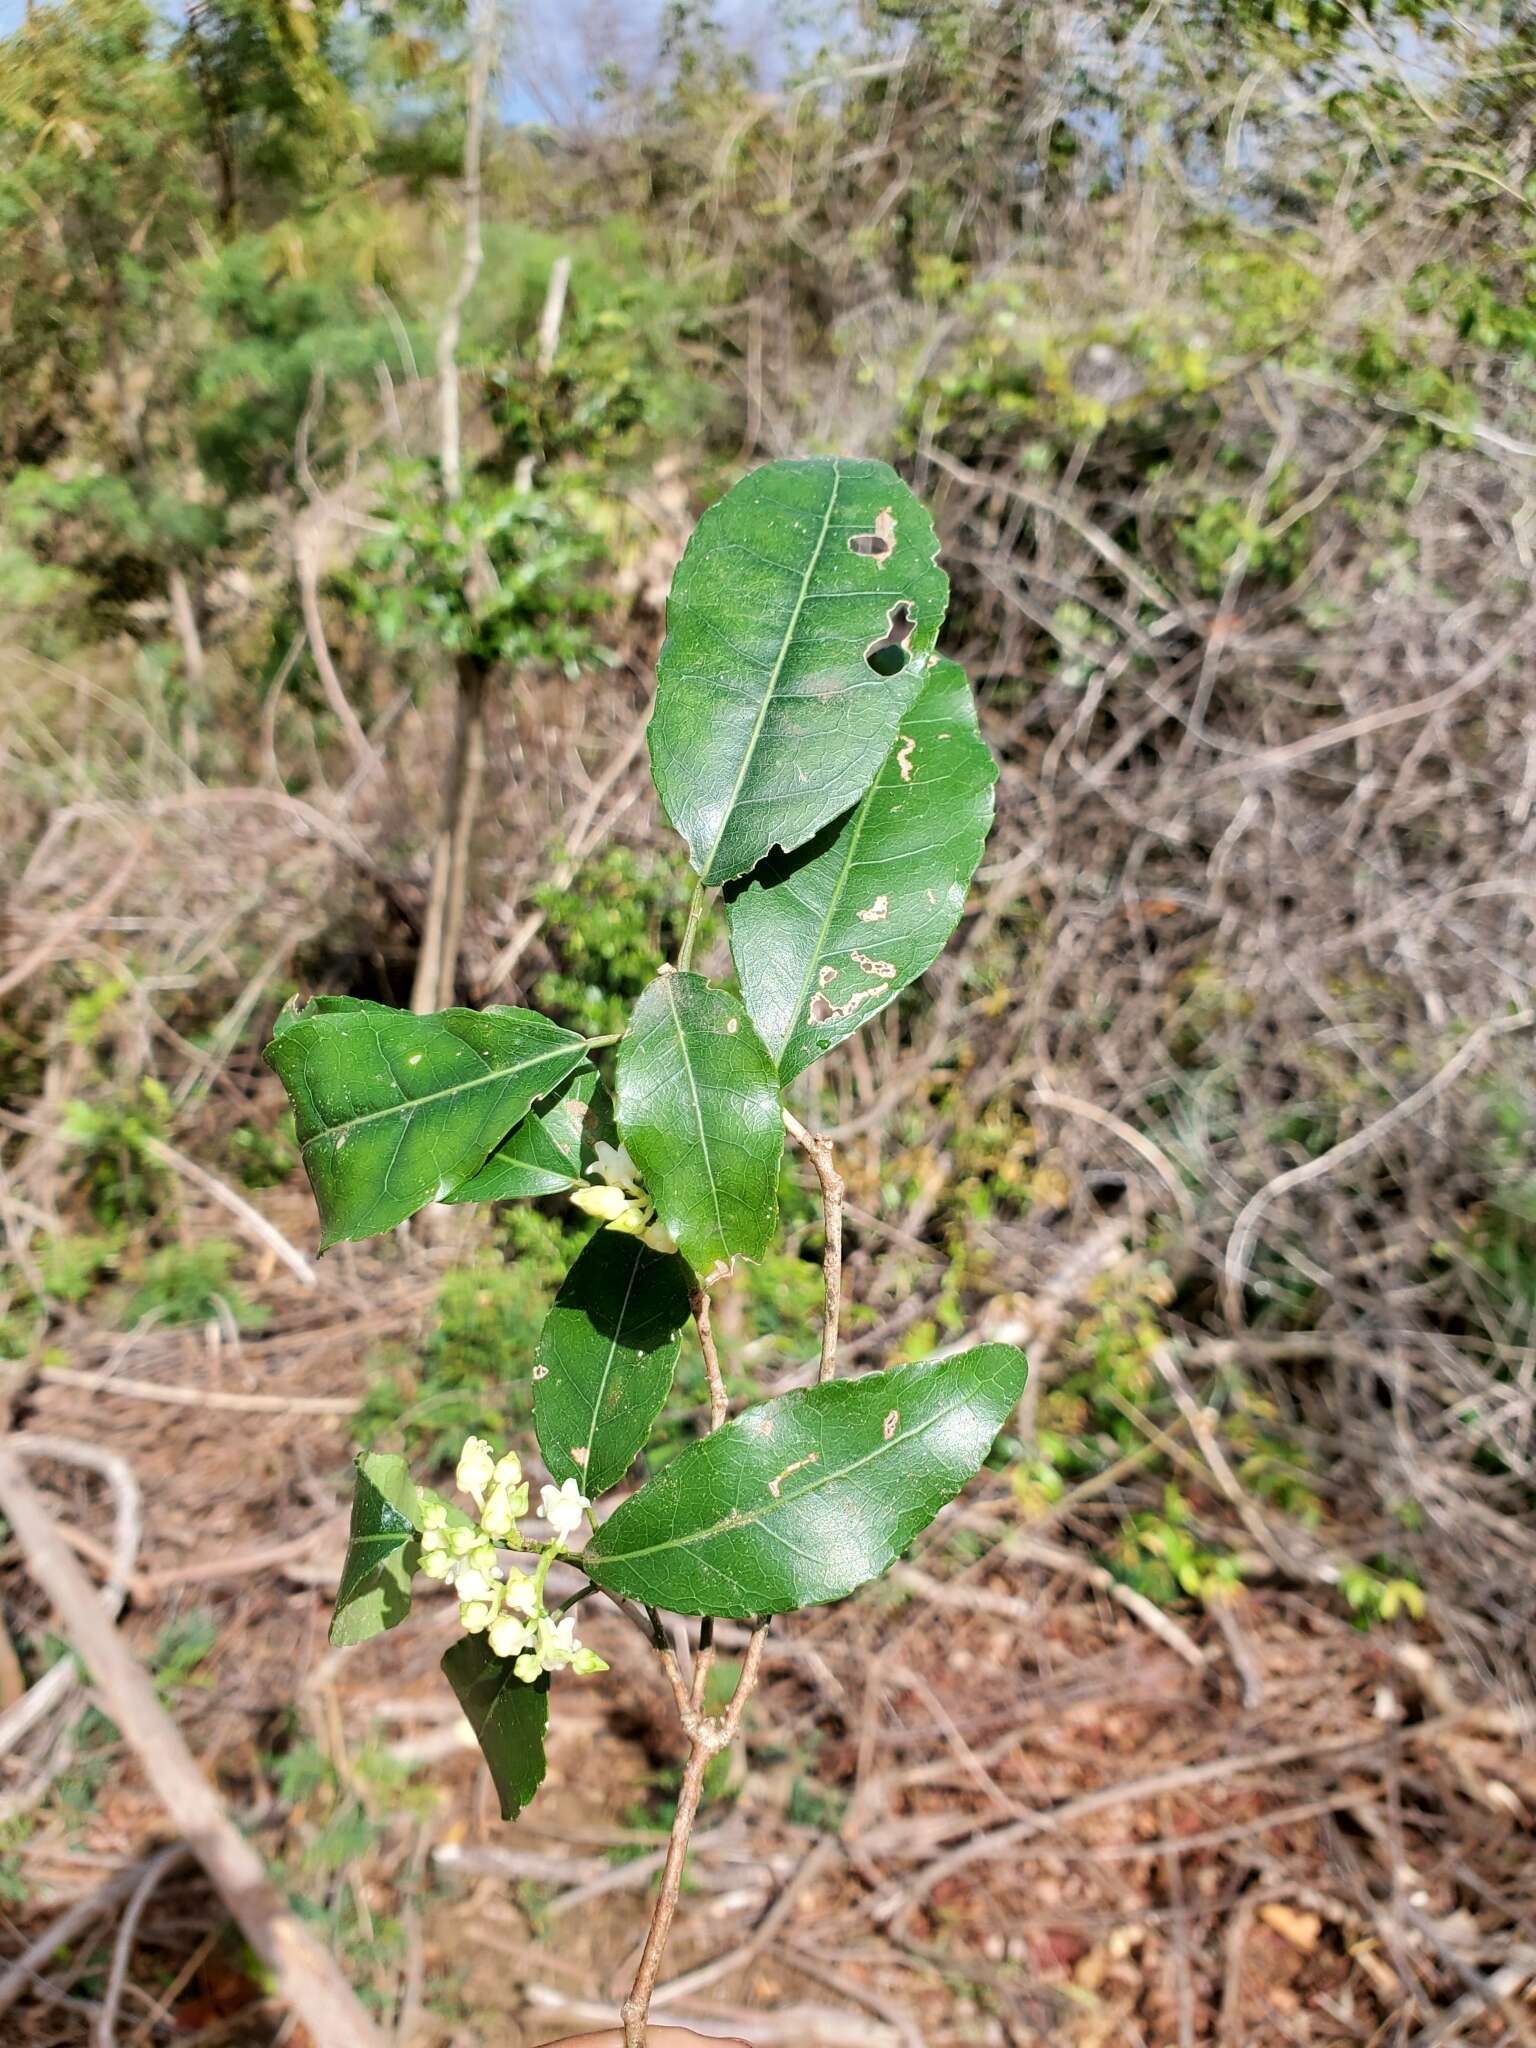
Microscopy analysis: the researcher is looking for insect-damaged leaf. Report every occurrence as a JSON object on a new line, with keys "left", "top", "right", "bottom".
{"left": 648, "top": 457, "right": 949, "bottom": 886}
{"left": 582, "top": 1344, "right": 1028, "bottom": 1618}
{"left": 441, "top": 1635, "right": 550, "bottom": 1822}
{"left": 264, "top": 995, "right": 589, "bottom": 1247}
{"left": 446, "top": 1066, "right": 616, "bottom": 1205}
{"left": 615, "top": 971, "right": 783, "bottom": 1282}
{"left": 726, "top": 657, "right": 996, "bottom": 1080}
{"left": 534, "top": 1229, "right": 692, "bottom": 1495}
{"left": 331, "top": 1453, "right": 422, "bottom": 1647}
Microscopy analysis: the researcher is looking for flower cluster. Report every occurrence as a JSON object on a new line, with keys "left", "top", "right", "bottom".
{"left": 420, "top": 1437, "right": 607, "bottom": 1683}
{"left": 569, "top": 1140, "right": 676, "bottom": 1254}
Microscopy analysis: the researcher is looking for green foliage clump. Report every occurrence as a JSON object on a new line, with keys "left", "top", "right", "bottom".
{"left": 60, "top": 1081, "right": 173, "bottom": 1226}
{"left": 1110, "top": 1483, "right": 1245, "bottom": 1608}
{"left": 355, "top": 1212, "right": 582, "bottom": 1469}
{"left": 121, "top": 1238, "right": 269, "bottom": 1332}
{"left": 533, "top": 847, "right": 694, "bottom": 1038}
{"left": 341, "top": 466, "right": 605, "bottom": 671}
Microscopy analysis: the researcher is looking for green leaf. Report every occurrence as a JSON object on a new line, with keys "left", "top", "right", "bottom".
{"left": 615, "top": 971, "right": 783, "bottom": 1282}
{"left": 649, "top": 457, "right": 949, "bottom": 886}
{"left": 583, "top": 1344, "right": 1028, "bottom": 1618}
{"left": 726, "top": 658, "right": 996, "bottom": 1080}
{"left": 534, "top": 1229, "right": 692, "bottom": 1495}
{"left": 440, "top": 1636, "right": 550, "bottom": 1822}
{"left": 331, "top": 1453, "right": 421, "bottom": 1647}
{"left": 445, "top": 1066, "right": 615, "bottom": 1204}
{"left": 264, "top": 996, "right": 589, "bottom": 1247}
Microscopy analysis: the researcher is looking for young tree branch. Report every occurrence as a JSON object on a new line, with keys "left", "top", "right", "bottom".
{"left": 783, "top": 1108, "right": 844, "bottom": 1383}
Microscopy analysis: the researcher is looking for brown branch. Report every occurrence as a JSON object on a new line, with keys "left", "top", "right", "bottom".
{"left": 691, "top": 1288, "right": 728, "bottom": 1432}
{"left": 782, "top": 1108, "right": 844, "bottom": 1383}
{"left": 0, "top": 1443, "right": 387, "bottom": 2048}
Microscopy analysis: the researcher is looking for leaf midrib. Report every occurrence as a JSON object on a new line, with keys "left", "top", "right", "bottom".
{"left": 591, "top": 1369, "right": 999, "bottom": 1570}
{"left": 298, "top": 1033, "right": 579, "bottom": 1154}
{"left": 580, "top": 1236, "right": 647, "bottom": 1477}
{"left": 662, "top": 974, "right": 730, "bottom": 1261}
{"left": 699, "top": 458, "right": 843, "bottom": 883}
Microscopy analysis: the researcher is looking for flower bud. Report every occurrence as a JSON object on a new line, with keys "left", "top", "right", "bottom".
{"left": 455, "top": 1435, "right": 496, "bottom": 1505}
{"left": 492, "top": 1451, "right": 522, "bottom": 1487}
{"left": 571, "top": 1646, "right": 609, "bottom": 1676}
{"left": 460, "top": 1600, "right": 493, "bottom": 1633}
{"left": 502, "top": 1570, "right": 538, "bottom": 1615}
{"left": 419, "top": 1548, "right": 453, "bottom": 1580}
{"left": 570, "top": 1182, "right": 629, "bottom": 1222}
{"left": 488, "top": 1613, "right": 533, "bottom": 1659}
{"left": 454, "top": 1567, "right": 497, "bottom": 1604}
{"left": 514, "top": 1652, "right": 542, "bottom": 1684}
{"left": 479, "top": 1485, "right": 518, "bottom": 1539}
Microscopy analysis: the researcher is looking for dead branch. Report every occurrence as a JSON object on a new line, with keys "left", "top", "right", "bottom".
{"left": 0, "top": 1441, "right": 387, "bottom": 2048}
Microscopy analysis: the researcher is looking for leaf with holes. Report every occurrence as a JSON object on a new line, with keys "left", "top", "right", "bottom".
{"left": 534, "top": 1229, "right": 693, "bottom": 1494}
{"left": 264, "top": 996, "right": 589, "bottom": 1247}
{"left": 648, "top": 456, "right": 949, "bottom": 886}
{"left": 331, "top": 1453, "right": 423, "bottom": 1647}
{"left": 615, "top": 971, "right": 782, "bottom": 1282}
{"left": 446, "top": 1066, "right": 615, "bottom": 1205}
{"left": 441, "top": 1636, "right": 550, "bottom": 1822}
{"left": 725, "top": 658, "right": 996, "bottom": 1080}
{"left": 582, "top": 1344, "right": 1028, "bottom": 1617}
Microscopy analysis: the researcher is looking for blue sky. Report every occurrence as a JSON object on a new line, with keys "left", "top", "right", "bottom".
{"left": 0, "top": 2, "right": 822, "bottom": 123}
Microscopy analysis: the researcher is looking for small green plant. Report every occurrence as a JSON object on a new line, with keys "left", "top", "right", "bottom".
{"left": 264, "top": 456, "right": 1011, "bottom": 2045}
{"left": 121, "top": 1239, "right": 268, "bottom": 1332}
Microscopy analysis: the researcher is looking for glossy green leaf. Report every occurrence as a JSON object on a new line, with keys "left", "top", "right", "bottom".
{"left": 264, "top": 995, "right": 589, "bottom": 1247}
{"left": 440, "top": 1636, "right": 550, "bottom": 1822}
{"left": 331, "top": 1452, "right": 421, "bottom": 1647}
{"left": 649, "top": 457, "right": 949, "bottom": 886}
{"left": 446, "top": 1066, "right": 615, "bottom": 1205}
{"left": 534, "top": 1229, "right": 692, "bottom": 1494}
{"left": 726, "top": 658, "right": 996, "bottom": 1080}
{"left": 615, "top": 971, "right": 783, "bottom": 1283}
{"left": 583, "top": 1344, "right": 1028, "bottom": 1618}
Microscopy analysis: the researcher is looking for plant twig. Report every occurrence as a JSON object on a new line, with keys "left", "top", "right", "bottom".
{"left": 143, "top": 1138, "right": 317, "bottom": 1288}
{"left": 95, "top": 1842, "right": 191, "bottom": 2048}
{"left": 691, "top": 1289, "right": 728, "bottom": 1432}
{"left": 0, "top": 1443, "right": 387, "bottom": 2048}
{"left": 783, "top": 1108, "right": 844, "bottom": 1383}
{"left": 619, "top": 1277, "right": 771, "bottom": 2043}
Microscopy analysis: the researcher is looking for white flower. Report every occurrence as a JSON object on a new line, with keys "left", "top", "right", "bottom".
{"left": 501, "top": 1570, "right": 538, "bottom": 1615}
{"left": 488, "top": 1612, "right": 535, "bottom": 1659}
{"left": 607, "top": 1203, "right": 678, "bottom": 1255}
{"left": 591, "top": 1140, "right": 643, "bottom": 1193}
{"left": 453, "top": 1566, "right": 498, "bottom": 1605}
{"left": 460, "top": 1600, "right": 493, "bottom": 1633}
{"left": 539, "top": 1478, "right": 589, "bottom": 1543}
{"left": 514, "top": 1651, "right": 542, "bottom": 1683}
{"left": 535, "top": 1614, "right": 579, "bottom": 1670}
{"left": 479, "top": 1483, "right": 520, "bottom": 1539}
{"left": 568, "top": 1141, "right": 674, "bottom": 1250}
{"left": 419, "top": 1525, "right": 448, "bottom": 1557}
{"left": 455, "top": 1435, "right": 496, "bottom": 1506}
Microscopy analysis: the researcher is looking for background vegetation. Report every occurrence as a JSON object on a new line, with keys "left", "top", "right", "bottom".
{"left": 2, "top": 2, "right": 1533, "bottom": 2043}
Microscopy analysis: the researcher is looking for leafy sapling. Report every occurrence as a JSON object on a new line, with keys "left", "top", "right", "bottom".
{"left": 264, "top": 455, "right": 1018, "bottom": 2046}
